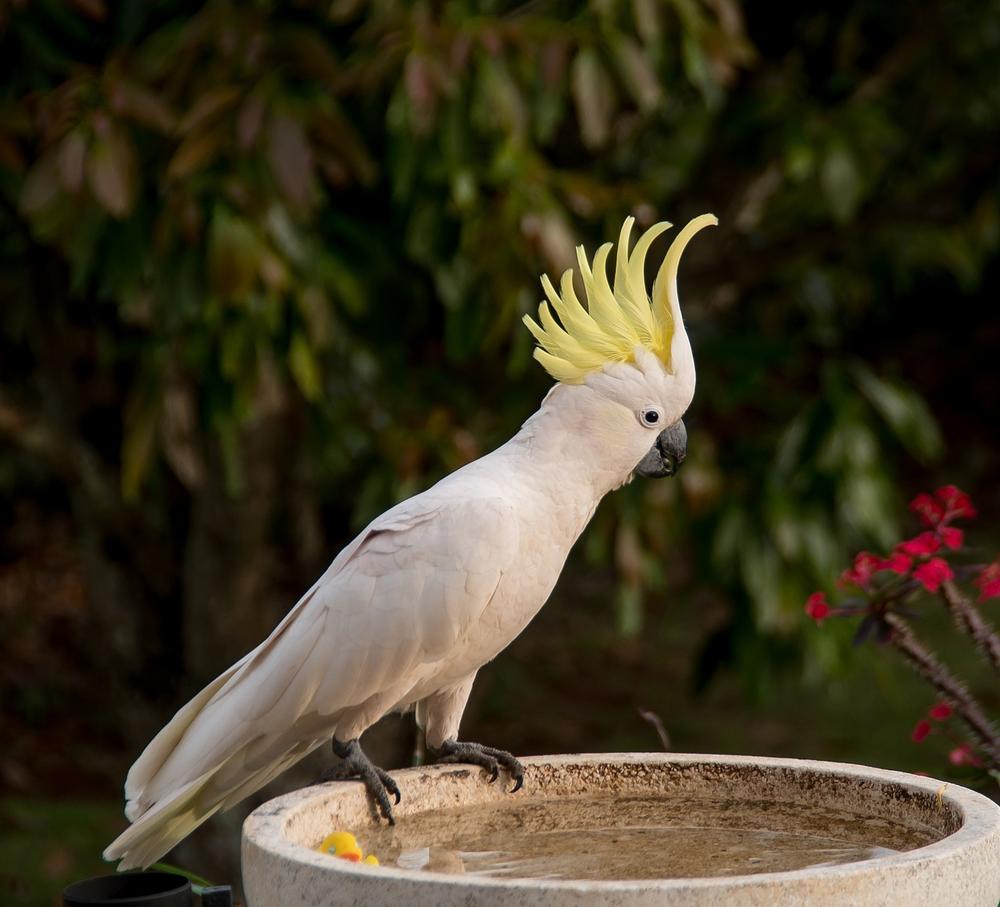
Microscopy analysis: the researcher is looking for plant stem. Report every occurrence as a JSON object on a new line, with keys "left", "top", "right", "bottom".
{"left": 884, "top": 613, "right": 1000, "bottom": 766}
{"left": 939, "top": 581, "right": 1000, "bottom": 675}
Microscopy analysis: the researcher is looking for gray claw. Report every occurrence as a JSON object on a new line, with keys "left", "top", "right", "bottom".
{"left": 328, "top": 737, "right": 401, "bottom": 823}
{"left": 431, "top": 739, "right": 524, "bottom": 795}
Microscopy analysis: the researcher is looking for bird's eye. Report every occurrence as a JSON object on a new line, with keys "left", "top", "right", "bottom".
{"left": 639, "top": 407, "right": 662, "bottom": 427}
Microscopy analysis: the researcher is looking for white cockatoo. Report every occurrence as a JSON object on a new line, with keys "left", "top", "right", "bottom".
{"left": 104, "top": 213, "right": 716, "bottom": 870}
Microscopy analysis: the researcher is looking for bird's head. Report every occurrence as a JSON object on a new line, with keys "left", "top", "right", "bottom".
{"left": 523, "top": 214, "right": 716, "bottom": 482}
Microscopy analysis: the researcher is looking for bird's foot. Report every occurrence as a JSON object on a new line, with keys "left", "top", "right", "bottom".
{"left": 320, "top": 738, "right": 400, "bottom": 824}
{"left": 429, "top": 739, "right": 524, "bottom": 793}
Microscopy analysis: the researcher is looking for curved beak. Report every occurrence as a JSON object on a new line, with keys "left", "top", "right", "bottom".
{"left": 634, "top": 420, "right": 687, "bottom": 479}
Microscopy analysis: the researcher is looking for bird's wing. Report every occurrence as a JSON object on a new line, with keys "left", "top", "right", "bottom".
{"left": 123, "top": 491, "right": 519, "bottom": 821}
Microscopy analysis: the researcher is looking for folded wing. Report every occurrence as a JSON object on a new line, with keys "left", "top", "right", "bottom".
{"left": 105, "top": 491, "right": 518, "bottom": 869}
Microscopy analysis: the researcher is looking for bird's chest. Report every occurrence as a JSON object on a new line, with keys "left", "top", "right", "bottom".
{"left": 455, "top": 498, "right": 596, "bottom": 667}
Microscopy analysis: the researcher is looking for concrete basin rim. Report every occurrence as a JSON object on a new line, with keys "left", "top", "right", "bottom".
{"left": 242, "top": 751, "right": 1000, "bottom": 893}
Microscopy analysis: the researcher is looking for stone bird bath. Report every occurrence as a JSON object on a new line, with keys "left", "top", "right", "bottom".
{"left": 242, "top": 752, "right": 1000, "bottom": 906}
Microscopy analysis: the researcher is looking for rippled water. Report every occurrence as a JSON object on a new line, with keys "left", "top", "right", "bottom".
{"left": 353, "top": 794, "right": 941, "bottom": 881}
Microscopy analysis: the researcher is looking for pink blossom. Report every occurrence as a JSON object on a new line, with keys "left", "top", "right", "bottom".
{"left": 928, "top": 702, "right": 952, "bottom": 720}
{"left": 948, "top": 744, "right": 982, "bottom": 767}
{"left": 898, "top": 532, "right": 941, "bottom": 557}
{"left": 913, "top": 557, "right": 954, "bottom": 593}
{"left": 840, "top": 552, "right": 882, "bottom": 589}
{"left": 877, "top": 552, "right": 912, "bottom": 575}
{"left": 973, "top": 561, "right": 1000, "bottom": 603}
{"left": 911, "top": 719, "right": 932, "bottom": 743}
{"left": 939, "top": 527, "right": 963, "bottom": 551}
{"left": 909, "top": 493, "right": 944, "bottom": 528}
{"left": 805, "top": 592, "right": 830, "bottom": 624}
{"left": 935, "top": 485, "right": 976, "bottom": 520}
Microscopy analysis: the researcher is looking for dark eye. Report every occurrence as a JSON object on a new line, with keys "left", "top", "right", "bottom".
{"left": 641, "top": 408, "right": 661, "bottom": 426}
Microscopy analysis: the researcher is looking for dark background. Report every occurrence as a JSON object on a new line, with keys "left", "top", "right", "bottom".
{"left": 1, "top": 1, "right": 998, "bottom": 903}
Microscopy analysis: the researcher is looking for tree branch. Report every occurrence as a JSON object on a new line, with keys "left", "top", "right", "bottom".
{"left": 885, "top": 612, "right": 1000, "bottom": 767}
{"left": 940, "top": 580, "right": 1000, "bottom": 676}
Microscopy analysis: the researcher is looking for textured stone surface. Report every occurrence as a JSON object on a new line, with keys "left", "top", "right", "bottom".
{"left": 242, "top": 753, "right": 1000, "bottom": 906}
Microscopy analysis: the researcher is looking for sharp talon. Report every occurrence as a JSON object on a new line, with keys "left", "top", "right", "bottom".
{"left": 431, "top": 740, "right": 524, "bottom": 795}
{"left": 329, "top": 738, "right": 399, "bottom": 824}
{"left": 377, "top": 769, "right": 402, "bottom": 806}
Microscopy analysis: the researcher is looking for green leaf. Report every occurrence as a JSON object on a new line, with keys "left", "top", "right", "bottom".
{"left": 853, "top": 364, "right": 943, "bottom": 462}
{"left": 821, "top": 146, "right": 863, "bottom": 224}
{"left": 840, "top": 470, "right": 897, "bottom": 549}
{"left": 296, "top": 285, "right": 333, "bottom": 348}
{"left": 149, "top": 863, "right": 215, "bottom": 889}
{"left": 711, "top": 506, "right": 746, "bottom": 580}
{"left": 680, "top": 33, "right": 721, "bottom": 107}
{"left": 87, "top": 127, "right": 137, "bottom": 218}
{"left": 571, "top": 48, "right": 616, "bottom": 149}
{"left": 166, "top": 126, "right": 226, "bottom": 180}
{"left": 177, "top": 86, "right": 240, "bottom": 134}
{"left": 479, "top": 57, "right": 526, "bottom": 137}
{"left": 613, "top": 36, "right": 662, "bottom": 112}
{"left": 615, "top": 583, "right": 644, "bottom": 638}
{"left": 632, "top": 0, "right": 662, "bottom": 44}
{"left": 19, "top": 152, "right": 61, "bottom": 215}
{"left": 289, "top": 332, "right": 322, "bottom": 400}
{"left": 121, "top": 382, "right": 160, "bottom": 500}
{"left": 56, "top": 131, "right": 87, "bottom": 194}
{"left": 215, "top": 416, "right": 245, "bottom": 497}
{"left": 741, "top": 538, "right": 786, "bottom": 633}
{"left": 208, "top": 208, "right": 259, "bottom": 300}
{"left": 266, "top": 111, "right": 316, "bottom": 211}
{"left": 112, "top": 80, "right": 176, "bottom": 133}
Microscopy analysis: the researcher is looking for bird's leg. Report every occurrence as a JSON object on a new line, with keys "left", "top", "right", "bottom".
{"left": 320, "top": 737, "right": 401, "bottom": 824}
{"left": 428, "top": 738, "right": 524, "bottom": 793}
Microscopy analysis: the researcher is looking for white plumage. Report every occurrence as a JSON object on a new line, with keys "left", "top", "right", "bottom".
{"left": 104, "top": 215, "right": 714, "bottom": 870}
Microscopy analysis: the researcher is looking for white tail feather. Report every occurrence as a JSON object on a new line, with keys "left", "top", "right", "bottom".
{"left": 104, "top": 766, "right": 225, "bottom": 870}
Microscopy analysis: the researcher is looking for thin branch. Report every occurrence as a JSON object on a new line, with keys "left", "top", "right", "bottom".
{"left": 940, "top": 580, "right": 1000, "bottom": 675}
{"left": 885, "top": 612, "right": 1000, "bottom": 767}
{"left": 638, "top": 708, "right": 672, "bottom": 751}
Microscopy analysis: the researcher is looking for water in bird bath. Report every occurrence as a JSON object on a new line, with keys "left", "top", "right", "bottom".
{"left": 351, "top": 793, "right": 942, "bottom": 881}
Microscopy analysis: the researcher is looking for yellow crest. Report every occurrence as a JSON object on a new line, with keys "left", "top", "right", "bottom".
{"left": 523, "top": 214, "right": 717, "bottom": 383}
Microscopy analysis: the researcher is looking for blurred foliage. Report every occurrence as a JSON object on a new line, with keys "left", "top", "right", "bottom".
{"left": 1, "top": 0, "right": 999, "bottom": 707}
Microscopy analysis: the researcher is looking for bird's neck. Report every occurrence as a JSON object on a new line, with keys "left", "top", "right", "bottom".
{"left": 506, "top": 383, "right": 641, "bottom": 502}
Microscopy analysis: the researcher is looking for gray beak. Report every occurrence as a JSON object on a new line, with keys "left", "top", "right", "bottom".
{"left": 634, "top": 420, "right": 687, "bottom": 479}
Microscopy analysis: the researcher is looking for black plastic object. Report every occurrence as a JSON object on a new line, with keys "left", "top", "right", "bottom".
{"left": 63, "top": 872, "right": 192, "bottom": 906}
{"left": 199, "top": 886, "right": 233, "bottom": 907}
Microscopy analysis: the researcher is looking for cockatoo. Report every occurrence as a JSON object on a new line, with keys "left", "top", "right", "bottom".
{"left": 104, "top": 213, "right": 716, "bottom": 870}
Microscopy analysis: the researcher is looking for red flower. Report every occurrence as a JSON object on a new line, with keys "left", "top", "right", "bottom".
{"left": 909, "top": 493, "right": 944, "bottom": 528}
{"left": 928, "top": 702, "right": 952, "bottom": 720}
{"left": 911, "top": 719, "right": 932, "bottom": 743}
{"left": 877, "top": 552, "right": 912, "bottom": 575}
{"left": 913, "top": 557, "right": 954, "bottom": 592}
{"left": 939, "top": 527, "right": 963, "bottom": 551}
{"left": 840, "top": 551, "right": 882, "bottom": 589}
{"left": 898, "top": 532, "right": 941, "bottom": 557}
{"left": 805, "top": 592, "right": 830, "bottom": 623}
{"left": 948, "top": 744, "right": 982, "bottom": 767}
{"left": 935, "top": 485, "right": 976, "bottom": 520}
{"left": 973, "top": 561, "right": 1000, "bottom": 603}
